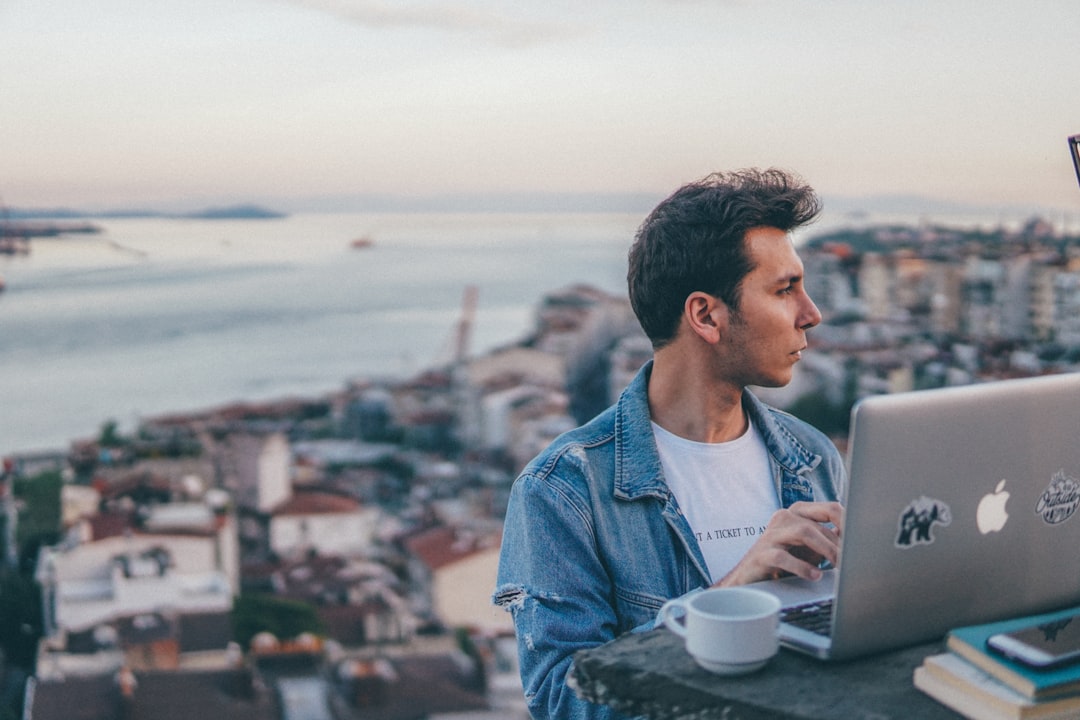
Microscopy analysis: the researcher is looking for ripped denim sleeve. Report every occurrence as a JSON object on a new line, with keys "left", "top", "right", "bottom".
{"left": 493, "top": 584, "right": 528, "bottom": 612}
{"left": 493, "top": 584, "right": 572, "bottom": 650}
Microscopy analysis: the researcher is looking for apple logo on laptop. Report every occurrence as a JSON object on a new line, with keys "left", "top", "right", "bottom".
{"left": 976, "top": 479, "right": 1010, "bottom": 534}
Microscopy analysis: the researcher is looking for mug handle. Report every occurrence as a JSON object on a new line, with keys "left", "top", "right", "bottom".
{"left": 658, "top": 598, "right": 688, "bottom": 638}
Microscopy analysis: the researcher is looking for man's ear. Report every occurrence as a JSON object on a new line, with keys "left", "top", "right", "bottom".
{"left": 684, "top": 292, "right": 728, "bottom": 345}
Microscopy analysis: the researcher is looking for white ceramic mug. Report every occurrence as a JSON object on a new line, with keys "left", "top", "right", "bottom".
{"left": 658, "top": 587, "right": 781, "bottom": 675}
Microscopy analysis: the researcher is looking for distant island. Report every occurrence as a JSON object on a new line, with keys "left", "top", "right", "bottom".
{"left": 0, "top": 205, "right": 287, "bottom": 249}
{"left": 180, "top": 204, "right": 288, "bottom": 220}
{"left": 5, "top": 203, "right": 287, "bottom": 222}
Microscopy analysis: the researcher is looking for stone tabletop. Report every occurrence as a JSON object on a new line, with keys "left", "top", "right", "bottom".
{"left": 570, "top": 628, "right": 959, "bottom": 719}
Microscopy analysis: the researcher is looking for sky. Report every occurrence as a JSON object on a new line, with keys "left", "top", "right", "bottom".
{"left": 1, "top": 0, "right": 1079, "bottom": 213}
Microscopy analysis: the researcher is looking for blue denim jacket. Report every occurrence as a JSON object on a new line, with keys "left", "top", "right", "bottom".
{"left": 493, "top": 361, "right": 846, "bottom": 720}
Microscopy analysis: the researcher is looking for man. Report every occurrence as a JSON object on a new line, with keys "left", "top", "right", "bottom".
{"left": 493, "top": 169, "right": 846, "bottom": 720}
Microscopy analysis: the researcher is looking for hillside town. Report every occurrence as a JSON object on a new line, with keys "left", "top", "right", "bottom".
{"left": 2, "top": 217, "right": 1080, "bottom": 720}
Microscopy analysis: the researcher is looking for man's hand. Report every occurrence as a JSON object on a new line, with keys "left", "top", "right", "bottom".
{"left": 714, "top": 501, "right": 844, "bottom": 587}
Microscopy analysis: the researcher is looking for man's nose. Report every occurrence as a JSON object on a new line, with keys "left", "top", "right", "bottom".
{"left": 799, "top": 292, "right": 822, "bottom": 330}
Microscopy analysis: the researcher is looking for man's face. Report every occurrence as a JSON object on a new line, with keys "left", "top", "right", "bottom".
{"left": 721, "top": 226, "right": 822, "bottom": 388}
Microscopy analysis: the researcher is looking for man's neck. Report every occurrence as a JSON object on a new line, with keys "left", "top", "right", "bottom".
{"left": 647, "top": 351, "right": 747, "bottom": 444}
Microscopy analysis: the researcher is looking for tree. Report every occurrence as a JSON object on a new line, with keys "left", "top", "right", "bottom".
{"left": 13, "top": 471, "right": 61, "bottom": 572}
{"left": 230, "top": 594, "right": 324, "bottom": 650}
{"left": 98, "top": 419, "right": 125, "bottom": 448}
{"left": 0, "top": 569, "right": 42, "bottom": 669}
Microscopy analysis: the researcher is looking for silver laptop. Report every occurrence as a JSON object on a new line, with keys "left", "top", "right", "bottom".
{"left": 754, "top": 372, "right": 1080, "bottom": 660}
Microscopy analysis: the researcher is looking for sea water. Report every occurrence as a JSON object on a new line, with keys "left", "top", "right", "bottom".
{"left": 0, "top": 212, "right": 642, "bottom": 455}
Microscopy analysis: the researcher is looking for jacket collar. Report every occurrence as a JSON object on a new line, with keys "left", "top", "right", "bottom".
{"left": 743, "top": 390, "right": 823, "bottom": 476}
{"left": 612, "top": 360, "right": 822, "bottom": 501}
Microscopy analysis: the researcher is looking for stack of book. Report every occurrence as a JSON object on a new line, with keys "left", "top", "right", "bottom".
{"left": 914, "top": 604, "right": 1080, "bottom": 719}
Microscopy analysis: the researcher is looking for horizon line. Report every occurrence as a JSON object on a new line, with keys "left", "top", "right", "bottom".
{"left": 4, "top": 191, "right": 1074, "bottom": 219}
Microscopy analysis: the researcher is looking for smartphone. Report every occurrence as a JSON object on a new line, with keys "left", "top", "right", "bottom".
{"left": 987, "top": 614, "right": 1080, "bottom": 669}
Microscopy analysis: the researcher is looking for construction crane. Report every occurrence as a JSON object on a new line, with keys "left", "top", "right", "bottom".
{"left": 453, "top": 285, "right": 478, "bottom": 365}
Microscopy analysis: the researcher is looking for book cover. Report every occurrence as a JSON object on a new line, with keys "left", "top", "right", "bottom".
{"left": 946, "top": 604, "right": 1080, "bottom": 700}
{"left": 916, "top": 653, "right": 1080, "bottom": 720}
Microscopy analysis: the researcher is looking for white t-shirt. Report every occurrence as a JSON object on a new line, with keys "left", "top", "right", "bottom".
{"left": 652, "top": 419, "right": 779, "bottom": 582}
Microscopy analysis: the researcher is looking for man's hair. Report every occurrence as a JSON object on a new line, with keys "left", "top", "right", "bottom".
{"left": 627, "top": 168, "right": 821, "bottom": 349}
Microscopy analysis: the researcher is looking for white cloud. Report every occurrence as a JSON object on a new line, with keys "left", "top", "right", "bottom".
{"left": 279, "top": 0, "right": 575, "bottom": 47}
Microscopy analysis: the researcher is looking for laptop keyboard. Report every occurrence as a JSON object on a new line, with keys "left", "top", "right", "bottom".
{"left": 781, "top": 599, "right": 834, "bottom": 637}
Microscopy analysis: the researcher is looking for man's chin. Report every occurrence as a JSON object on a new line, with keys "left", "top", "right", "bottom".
{"left": 755, "top": 372, "right": 793, "bottom": 389}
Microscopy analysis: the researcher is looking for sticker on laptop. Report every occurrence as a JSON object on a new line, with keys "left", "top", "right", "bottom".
{"left": 896, "top": 496, "right": 952, "bottom": 548}
{"left": 1035, "top": 470, "right": 1080, "bottom": 526}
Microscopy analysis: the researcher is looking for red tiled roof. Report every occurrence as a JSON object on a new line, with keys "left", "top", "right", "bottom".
{"left": 272, "top": 489, "right": 361, "bottom": 516}
{"left": 87, "top": 511, "right": 136, "bottom": 540}
{"left": 85, "top": 508, "right": 225, "bottom": 540}
{"left": 403, "top": 525, "right": 500, "bottom": 571}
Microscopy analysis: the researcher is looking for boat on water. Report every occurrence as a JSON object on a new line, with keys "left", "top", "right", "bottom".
{"left": 350, "top": 236, "right": 374, "bottom": 249}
